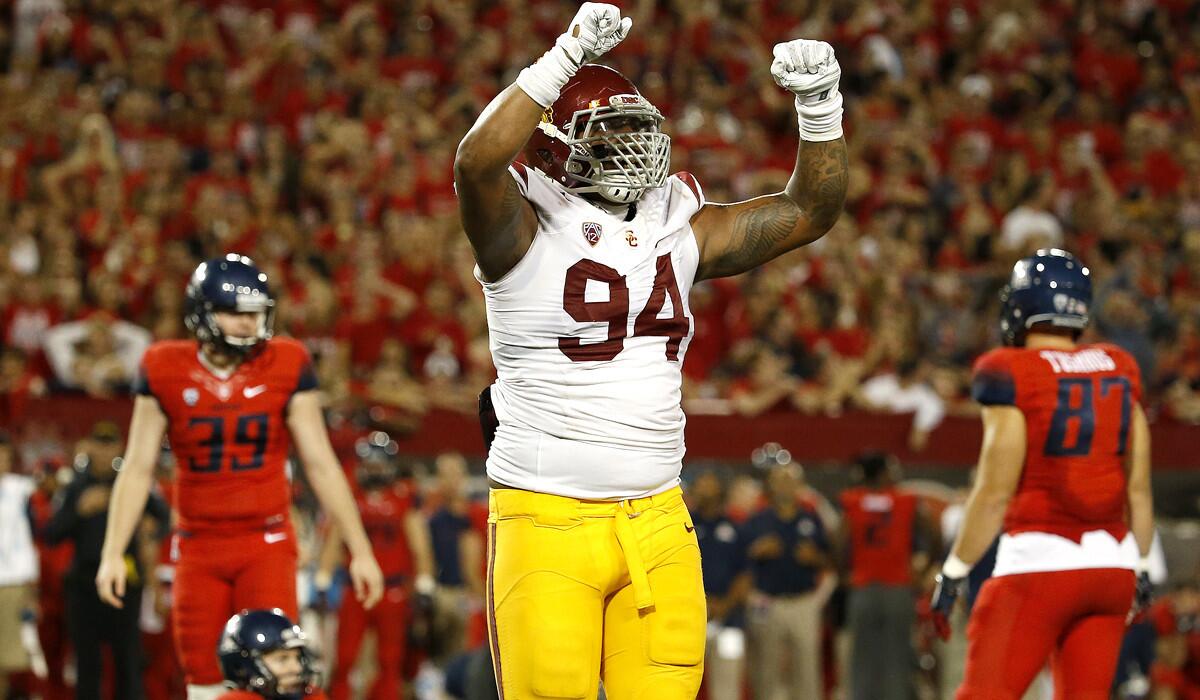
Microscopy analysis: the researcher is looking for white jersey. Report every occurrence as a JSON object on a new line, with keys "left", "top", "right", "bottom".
{"left": 477, "top": 164, "right": 705, "bottom": 500}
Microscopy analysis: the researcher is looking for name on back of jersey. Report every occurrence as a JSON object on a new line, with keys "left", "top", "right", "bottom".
{"left": 1039, "top": 349, "right": 1117, "bottom": 374}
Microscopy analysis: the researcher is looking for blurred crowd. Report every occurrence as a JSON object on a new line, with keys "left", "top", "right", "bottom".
{"left": 1, "top": 0, "right": 1199, "bottom": 441}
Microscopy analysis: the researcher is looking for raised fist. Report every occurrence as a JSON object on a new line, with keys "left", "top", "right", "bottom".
{"left": 565, "top": 3, "right": 632, "bottom": 62}
{"left": 771, "top": 40, "right": 842, "bottom": 106}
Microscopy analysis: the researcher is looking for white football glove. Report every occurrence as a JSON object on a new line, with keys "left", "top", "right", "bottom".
{"left": 771, "top": 39, "right": 844, "bottom": 141}
{"left": 516, "top": 3, "right": 632, "bottom": 108}
{"left": 771, "top": 40, "right": 841, "bottom": 103}
{"left": 565, "top": 3, "right": 633, "bottom": 63}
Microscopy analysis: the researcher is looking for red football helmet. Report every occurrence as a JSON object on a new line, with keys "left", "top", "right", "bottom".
{"left": 523, "top": 64, "right": 670, "bottom": 205}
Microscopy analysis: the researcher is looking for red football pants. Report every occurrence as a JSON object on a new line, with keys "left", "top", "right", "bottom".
{"left": 330, "top": 585, "right": 410, "bottom": 700}
{"left": 958, "top": 568, "right": 1135, "bottom": 700}
{"left": 172, "top": 528, "right": 298, "bottom": 685}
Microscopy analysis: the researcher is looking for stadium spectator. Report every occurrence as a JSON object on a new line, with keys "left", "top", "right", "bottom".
{"left": 42, "top": 421, "right": 169, "bottom": 700}
{"left": 998, "top": 174, "right": 1064, "bottom": 257}
{"left": 426, "top": 452, "right": 487, "bottom": 663}
{"left": 855, "top": 358, "right": 947, "bottom": 451}
{"left": 743, "top": 462, "right": 833, "bottom": 700}
{"left": 26, "top": 456, "right": 73, "bottom": 700}
{"left": 839, "top": 451, "right": 934, "bottom": 700}
{"left": 687, "top": 470, "right": 750, "bottom": 700}
{"left": 41, "top": 315, "right": 151, "bottom": 396}
{"left": 1146, "top": 579, "right": 1200, "bottom": 700}
{"left": 0, "top": 431, "right": 37, "bottom": 699}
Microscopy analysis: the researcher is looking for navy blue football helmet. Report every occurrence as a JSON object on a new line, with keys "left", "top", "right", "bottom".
{"left": 184, "top": 254, "right": 275, "bottom": 357}
{"left": 217, "top": 609, "right": 317, "bottom": 699}
{"left": 999, "top": 248, "right": 1092, "bottom": 347}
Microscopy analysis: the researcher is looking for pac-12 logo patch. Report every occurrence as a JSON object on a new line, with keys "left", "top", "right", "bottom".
{"left": 183, "top": 388, "right": 199, "bottom": 406}
{"left": 582, "top": 221, "right": 602, "bottom": 246}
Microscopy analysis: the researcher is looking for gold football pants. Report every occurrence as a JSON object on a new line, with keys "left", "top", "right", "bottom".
{"left": 486, "top": 485, "right": 706, "bottom": 700}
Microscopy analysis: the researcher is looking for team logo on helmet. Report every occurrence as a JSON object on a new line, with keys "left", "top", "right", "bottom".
{"left": 1053, "top": 294, "right": 1088, "bottom": 315}
{"left": 582, "top": 222, "right": 602, "bottom": 246}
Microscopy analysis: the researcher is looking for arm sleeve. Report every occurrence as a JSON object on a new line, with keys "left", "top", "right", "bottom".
{"left": 970, "top": 351, "right": 1017, "bottom": 406}
{"left": 132, "top": 344, "right": 157, "bottom": 397}
{"left": 295, "top": 358, "right": 318, "bottom": 393}
{"left": 132, "top": 364, "right": 154, "bottom": 396}
{"left": 285, "top": 341, "right": 318, "bottom": 395}
{"left": 1123, "top": 348, "right": 1144, "bottom": 405}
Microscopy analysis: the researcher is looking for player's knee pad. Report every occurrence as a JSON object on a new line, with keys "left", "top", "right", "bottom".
{"left": 524, "top": 634, "right": 594, "bottom": 699}
{"left": 186, "top": 684, "right": 226, "bottom": 700}
{"left": 644, "top": 589, "right": 706, "bottom": 666}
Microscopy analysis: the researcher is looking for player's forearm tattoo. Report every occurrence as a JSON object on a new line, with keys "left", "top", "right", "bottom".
{"left": 702, "top": 197, "right": 802, "bottom": 278}
{"left": 794, "top": 138, "right": 848, "bottom": 233}
{"left": 699, "top": 138, "right": 847, "bottom": 279}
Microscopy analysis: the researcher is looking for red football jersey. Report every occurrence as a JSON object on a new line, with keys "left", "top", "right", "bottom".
{"left": 840, "top": 486, "right": 918, "bottom": 587}
{"left": 355, "top": 482, "right": 416, "bottom": 581}
{"left": 971, "top": 343, "right": 1142, "bottom": 540}
{"left": 138, "top": 338, "right": 317, "bottom": 533}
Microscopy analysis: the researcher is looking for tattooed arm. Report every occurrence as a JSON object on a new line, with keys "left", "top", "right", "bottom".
{"left": 455, "top": 4, "right": 633, "bottom": 282}
{"left": 453, "top": 84, "right": 542, "bottom": 282}
{"left": 693, "top": 39, "right": 848, "bottom": 279}
{"left": 693, "top": 137, "right": 848, "bottom": 280}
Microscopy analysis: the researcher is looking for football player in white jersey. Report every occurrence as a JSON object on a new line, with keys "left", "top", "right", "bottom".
{"left": 453, "top": 4, "right": 848, "bottom": 698}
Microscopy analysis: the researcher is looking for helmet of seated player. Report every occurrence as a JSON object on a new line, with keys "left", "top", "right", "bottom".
{"left": 998, "top": 248, "right": 1092, "bottom": 347}
{"left": 354, "top": 431, "right": 400, "bottom": 490}
{"left": 185, "top": 254, "right": 275, "bottom": 358}
{"left": 217, "top": 609, "right": 318, "bottom": 699}
{"left": 524, "top": 64, "right": 671, "bottom": 205}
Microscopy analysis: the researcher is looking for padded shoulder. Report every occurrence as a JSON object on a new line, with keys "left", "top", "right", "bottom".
{"left": 970, "top": 348, "right": 1020, "bottom": 406}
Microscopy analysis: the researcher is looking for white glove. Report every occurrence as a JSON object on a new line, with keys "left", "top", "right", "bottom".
{"left": 516, "top": 3, "right": 632, "bottom": 108}
{"left": 566, "top": 2, "right": 633, "bottom": 63}
{"left": 770, "top": 39, "right": 844, "bottom": 141}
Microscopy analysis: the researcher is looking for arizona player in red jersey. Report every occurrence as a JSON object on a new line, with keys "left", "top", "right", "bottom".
{"left": 95, "top": 255, "right": 383, "bottom": 700}
{"left": 930, "top": 249, "right": 1155, "bottom": 699}
{"left": 320, "top": 432, "right": 433, "bottom": 700}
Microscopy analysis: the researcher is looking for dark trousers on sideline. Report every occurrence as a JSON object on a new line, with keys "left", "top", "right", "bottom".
{"left": 66, "top": 570, "right": 144, "bottom": 700}
{"left": 848, "top": 583, "right": 915, "bottom": 700}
